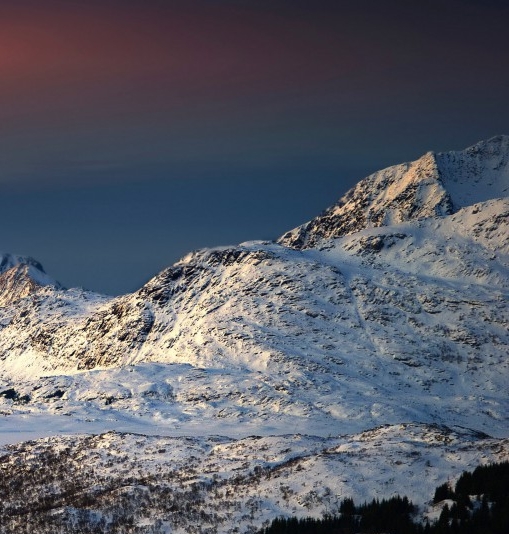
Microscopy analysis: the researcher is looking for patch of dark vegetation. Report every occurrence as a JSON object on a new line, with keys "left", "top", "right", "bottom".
{"left": 0, "top": 388, "right": 30, "bottom": 404}
{"left": 44, "top": 389, "right": 65, "bottom": 399}
{"left": 261, "top": 461, "right": 509, "bottom": 534}
{"left": 0, "top": 388, "right": 18, "bottom": 400}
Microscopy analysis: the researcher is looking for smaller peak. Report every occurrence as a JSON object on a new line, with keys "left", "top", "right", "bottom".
{"left": 177, "top": 246, "right": 273, "bottom": 269}
{"left": 0, "top": 260, "right": 60, "bottom": 306}
{"left": 0, "top": 253, "right": 46, "bottom": 275}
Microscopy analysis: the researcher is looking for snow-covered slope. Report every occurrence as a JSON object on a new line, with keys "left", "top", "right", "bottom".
{"left": 437, "top": 135, "right": 509, "bottom": 208}
{"left": 0, "top": 137, "right": 507, "bottom": 532}
{"left": 0, "top": 425, "right": 507, "bottom": 533}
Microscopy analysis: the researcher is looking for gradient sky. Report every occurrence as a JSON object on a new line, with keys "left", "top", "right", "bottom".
{"left": 1, "top": 0, "right": 508, "bottom": 294}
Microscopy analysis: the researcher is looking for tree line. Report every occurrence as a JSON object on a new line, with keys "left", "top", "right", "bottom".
{"left": 260, "top": 461, "right": 509, "bottom": 534}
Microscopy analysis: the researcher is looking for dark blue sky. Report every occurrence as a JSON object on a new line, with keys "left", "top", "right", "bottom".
{"left": 1, "top": 0, "right": 508, "bottom": 294}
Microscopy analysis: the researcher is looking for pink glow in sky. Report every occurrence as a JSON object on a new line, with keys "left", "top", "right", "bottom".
{"left": 0, "top": 0, "right": 508, "bottom": 293}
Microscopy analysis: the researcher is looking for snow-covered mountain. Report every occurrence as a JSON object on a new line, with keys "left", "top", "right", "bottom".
{"left": 0, "top": 136, "right": 508, "bottom": 532}
{"left": 278, "top": 135, "right": 509, "bottom": 249}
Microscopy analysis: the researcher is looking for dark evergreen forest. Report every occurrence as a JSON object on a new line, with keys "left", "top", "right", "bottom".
{"left": 260, "top": 461, "right": 509, "bottom": 534}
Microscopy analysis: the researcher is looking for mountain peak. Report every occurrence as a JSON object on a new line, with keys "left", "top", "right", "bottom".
{"left": 0, "top": 253, "right": 60, "bottom": 306}
{"left": 278, "top": 136, "right": 509, "bottom": 250}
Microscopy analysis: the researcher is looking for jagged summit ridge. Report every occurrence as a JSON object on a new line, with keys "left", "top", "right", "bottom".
{"left": 278, "top": 135, "right": 509, "bottom": 249}
{"left": 0, "top": 252, "right": 46, "bottom": 275}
